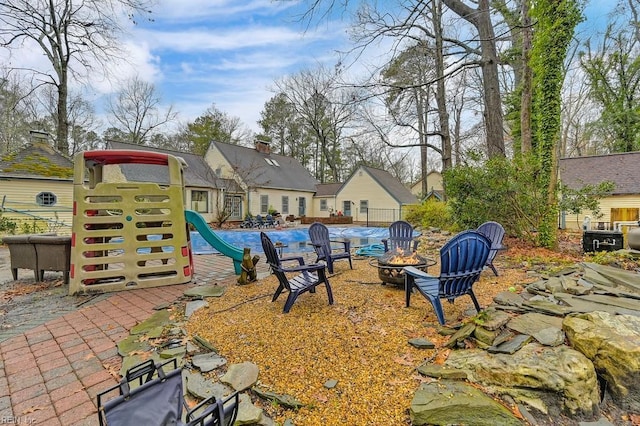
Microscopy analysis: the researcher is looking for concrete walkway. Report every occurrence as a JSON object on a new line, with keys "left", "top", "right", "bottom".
{"left": 0, "top": 251, "right": 273, "bottom": 425}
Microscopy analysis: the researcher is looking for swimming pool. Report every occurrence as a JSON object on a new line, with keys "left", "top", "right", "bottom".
{"left": 190, "top": 226, "right": 395, "bottom": 255}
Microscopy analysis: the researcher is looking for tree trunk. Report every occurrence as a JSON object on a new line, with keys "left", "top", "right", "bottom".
{"left": 57, "top": 69, "right": 69, "bottom": 154}
{"left": 433, "top": 0, "right": 453, "bottom": 172}
{"left": 520, "top": 0, "right": 533, "bottom": 153}
{"left": 443, "top": 0, "right": 505, "bottom": 158}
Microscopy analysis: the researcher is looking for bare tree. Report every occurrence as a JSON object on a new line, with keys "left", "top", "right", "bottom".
{"left": 0, "top": 69, "right": 35, "bottom": 153}
{"left": 0, "top": 0, "right": 155, "bottom": 153}
{"left": 107, "top": 76, "right": 176, "bottom": 145}
{"left": 275, "top": 65, "right": 356, "bottom": 182}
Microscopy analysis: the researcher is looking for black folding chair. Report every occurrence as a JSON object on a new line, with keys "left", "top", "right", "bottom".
{"left": 97, "top": 359, "right": 239, "bottom": 426}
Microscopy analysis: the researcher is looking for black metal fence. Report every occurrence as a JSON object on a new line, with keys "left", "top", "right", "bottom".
{"left": 365, "top": 208, "right": 406, "bottom": 227}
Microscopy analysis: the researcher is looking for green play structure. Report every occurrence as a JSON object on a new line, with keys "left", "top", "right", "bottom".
{"left": 69, "top": 150, "right": 243, "bottom": 295}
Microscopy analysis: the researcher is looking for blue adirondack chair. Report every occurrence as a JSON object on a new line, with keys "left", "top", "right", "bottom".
{"left": 308, "top": 222, "right": 353, "bottom": 274}
{"left": 260, "top": 232, "right": 334, "bottom": 313}
{"left": 382, "top": 220, "right": 419, "bottom": 252}
{"left": 477, "top": 221, "right": 506, "bottom": 276}
{"left": 404, "top": 230, "right": 491, "bottom": 325}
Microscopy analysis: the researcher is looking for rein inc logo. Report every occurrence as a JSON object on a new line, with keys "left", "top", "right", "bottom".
{"left": 1, "top": 417, "right": 35, "bottom": 424}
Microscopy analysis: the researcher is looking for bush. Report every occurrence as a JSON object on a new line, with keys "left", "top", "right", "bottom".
{"left": 404, "top": 199, "right": 458, "bottom": 231}
{"left": 0, "top": 216, "right": 17, "bottom": 234}
{"left": 444, "top": 154, "right": 550, "bottom": 244}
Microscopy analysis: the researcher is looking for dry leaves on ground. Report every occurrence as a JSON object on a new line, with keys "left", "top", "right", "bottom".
{"left": 187, "top": 242, "right": 536, "bottom": 425}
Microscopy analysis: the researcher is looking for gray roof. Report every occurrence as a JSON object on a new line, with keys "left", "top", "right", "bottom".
{"left": 107, "top": 141, "right": 242, "bottom": 192}
{"left": 357, "top": 166, "right": 418, "bottom": 205}
{"left": 559, "top": 152, "right": 640, "bottom": 195}
{"left": 0, "top": 142, "right": 73, "bottom": 180}
{"left": 315, "top": 183, "right": 343, "bottom": 197}
{"left": 210, "top": 141, "right": 318, "bottom": 192}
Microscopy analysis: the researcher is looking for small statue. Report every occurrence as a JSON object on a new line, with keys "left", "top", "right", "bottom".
{"left": 237, "top": 247, "right": 260, "bottom": 285}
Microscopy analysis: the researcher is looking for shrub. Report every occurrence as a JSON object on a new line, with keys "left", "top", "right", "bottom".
{"left": 404, "top": 199, "right": 457, "bottom": 231}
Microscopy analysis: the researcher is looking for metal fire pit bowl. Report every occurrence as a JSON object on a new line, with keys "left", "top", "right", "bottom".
{"left": 369, "top": 251, "right": 436, "bottom": 286}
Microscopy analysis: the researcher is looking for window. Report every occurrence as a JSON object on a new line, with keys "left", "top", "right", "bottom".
{"left": 282, "top": 196, "right": 289, "bottom": 214}
{"left": 191, "top": 190, "right": 209, "bottom": 213}
{"left": 224, "top": 195, "right": 242, "bottom": 219}
{"left": 360, "top": 200, "right": 368, "bottom": 214}
{"left": 36, "top": 192, "right": 57, "bottom": 206}
{"left": 260, "top": 195, "right": 269, "bottom": 214}
{"left": 320, "top": 199, "right": 327, "bottom": 211}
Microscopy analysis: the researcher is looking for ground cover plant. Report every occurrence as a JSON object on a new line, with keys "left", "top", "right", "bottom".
{"left": 185, "top": 232, "right": 624, "bottom": 425}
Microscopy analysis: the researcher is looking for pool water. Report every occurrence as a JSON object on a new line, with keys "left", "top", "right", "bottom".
{"left": 190, "top": 226, "right": 394, "bottom": 255}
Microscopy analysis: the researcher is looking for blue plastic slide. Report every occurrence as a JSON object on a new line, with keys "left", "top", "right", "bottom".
{"left": 184, "top": 210, "right": 243, "bottom": 275}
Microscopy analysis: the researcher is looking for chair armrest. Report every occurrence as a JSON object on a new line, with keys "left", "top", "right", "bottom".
{"left": 329, "top": 239, "right": 351, "bottom": 250}
{"left": 404, "top": 266, "right": 435, "bottom": 279}
{"left": 280, "top": 256, "right": 305, "bottom": 266}
{"left": 282, "top": 263, "right": 326, "bottom": 273}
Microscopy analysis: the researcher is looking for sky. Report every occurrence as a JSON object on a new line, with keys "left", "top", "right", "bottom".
{"left": 1, "top": 0, "right": 620, "bottom": 138}
{"left": 110, "top": 0, "right": 354, "bottom": 134}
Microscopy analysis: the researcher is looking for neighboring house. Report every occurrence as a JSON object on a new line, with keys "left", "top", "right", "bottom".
{"left": 559, "top": 152, "right": 640, "bottom": 230}
{"left": 0, "top": 133, "right": 74, "bottom": 234}
{"left": 205, "top": 140, "right": 319, "bottom": 217}
{"left": 313, "top": 183, "right": 343, "bottom": 216}
{"left": 107, "top": 141, "right": 243, "bottom": 223}
{"left": 332, "top": 165, "right": 419, "bottom": 222}
{"left": 410, "top": 171, "right": 444, "bottom": 201}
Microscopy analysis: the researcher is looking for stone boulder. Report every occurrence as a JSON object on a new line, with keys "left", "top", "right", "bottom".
{"left": 563, "top": 311, "right": 640, "bottom": 412}
{"left": 410, "top": 380, "right": 523, "bottom": 425}
{"left": 444, "top": 344, "right": 600, "bottom": 417}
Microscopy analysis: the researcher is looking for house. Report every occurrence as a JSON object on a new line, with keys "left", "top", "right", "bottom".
{"left": 205, "top": 140, "right": 318, "bottom": 218}
{"left": 410, "top": 171, "right": 444, "bottom": 201}
{"left": 559, "top": 152, "right": 640, "bottom": 230}
{"left": 0, "top": 132, "right": 74, "bottom": 234}
{"left": 107, "top": 141, "right": 243, "bottom": 223}
{"left": 329, "top": 165, "right": 419, "bottom": 223}
{"left": 313, "top": 183, "right": 343, "bottom": 216}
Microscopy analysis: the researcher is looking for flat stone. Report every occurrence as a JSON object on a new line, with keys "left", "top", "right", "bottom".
{"left": 184, "top": 285, "right": 225, "bottom": 298}
{"left": 416, "top": 363, "right": 468, "bottom": 380}
{"left": 408, "top": 338, "right": 436, "bottom": 349}
{"left": 192, "top": 352, "right": 227, "bottom": 372}
{"left": 522, "top": 299, "right": 571, "bottom": 316}
{"left": 487, "top": 333, "right": 531, "bottom": 354}
{"left": 221, "top": 361, "right": 259, "bottom": 392}
{"left": 532, "top": 327, "right": 565, "bottom": 347}
{"left": 130, "top": 309, "right": 173, "bottom": 335}
{"left": 410, "top": 380, "right": 522, "bottom": 426}
{"left": 507, "top": 312, "right": 564, "bottom": 336}
{"left": 478, "top": 308, "right": 512, "bottom": 330}
{"left": 185, "top": 300, "right": 208, "bottom": 318}
{"left": 184, "top": 369, "right": 233, "bottom": 400}
{"left": 117, "top": 335, "right": 151, "bottom": 357}
{"left": 493, "top": 291, "right": 525, "bottom": 307}
{"left": 253, "top": 387, "right": 305, "bottom": 409}
{"left": 160, "top": 346, "right": 186, "bottom": 359}
{"left": 324, "top": 379, "right": 338, "bottom": 389}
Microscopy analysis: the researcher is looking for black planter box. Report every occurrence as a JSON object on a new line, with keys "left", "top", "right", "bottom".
{"left": 582, "top": 230, "right": 623, "bottom": 253}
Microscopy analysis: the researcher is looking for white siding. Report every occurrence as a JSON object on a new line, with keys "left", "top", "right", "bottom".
{"left": 337, "top": 168, "right": 399, "bottom": 222}
{"left": 561, "top": 194, "right": 640, "bottom": 230}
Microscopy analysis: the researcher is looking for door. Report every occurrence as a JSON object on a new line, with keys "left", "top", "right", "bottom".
{"left": 343, "top": 200, "right": 351, "bottom": 216}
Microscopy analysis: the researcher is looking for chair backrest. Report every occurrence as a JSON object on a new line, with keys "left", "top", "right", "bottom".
{"left": 260, "top": 232, "right": 291, "bottom": 290}
{"left": 308, "top": 222, "right": 330, "bottom": 257}
{"left": 477, "top": 221, "right": 505, "bottom": 251}
{"left": 438, "top": 230, "right": 491, "bottom": 298}
{"left": 477, "top": 221, "right": 505, "bottom": 264}
{"left": 387, "top": 220, "right": 416, "bottom": 252}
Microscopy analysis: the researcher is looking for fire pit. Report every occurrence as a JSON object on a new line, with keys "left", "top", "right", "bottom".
{"left": 369, "top": 249, "right": 435, "bottom": 286}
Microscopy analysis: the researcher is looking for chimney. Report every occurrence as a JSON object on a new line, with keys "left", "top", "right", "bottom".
{"left": 254, "top": 139, "right": 271, "bottom": 154}
{"left": 30, "top": 130, "right": 50, "bottom": 145}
